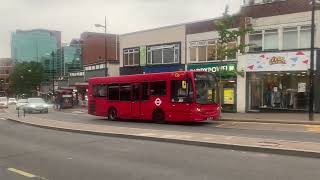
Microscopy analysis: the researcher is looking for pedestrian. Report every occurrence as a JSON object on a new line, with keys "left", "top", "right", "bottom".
{"left": 58, "top": 95, "right": 63, "bottom": 111}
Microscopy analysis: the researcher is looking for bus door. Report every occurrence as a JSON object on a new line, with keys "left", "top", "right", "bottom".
{"left": 131, "top": 83, "right": 141, "bottom": 118}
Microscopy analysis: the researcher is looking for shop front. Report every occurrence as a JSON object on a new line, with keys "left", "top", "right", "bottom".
{"left": 187, "top": 62, "right": 237, "bottom": 112}
{"left": 246, "top": 51, "right": 314, "bottom": 112}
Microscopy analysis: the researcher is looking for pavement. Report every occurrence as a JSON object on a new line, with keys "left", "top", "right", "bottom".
{"left": 222, "top": 112, "right": 320, "bottom": 125}
{"left": 0, "top": 119, "right": 320, "bottom": 180}
{"left": 2, "top": 107, "right": 320, "bottom": 158}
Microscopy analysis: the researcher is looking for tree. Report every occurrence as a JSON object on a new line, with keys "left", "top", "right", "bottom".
{"left": 9, "top": 62, "right": 45, "bottom": 96}
{"left": 216, "top": 5, "right": 252, "bottom": 60}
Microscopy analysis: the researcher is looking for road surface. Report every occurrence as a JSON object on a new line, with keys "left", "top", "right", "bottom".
{"left": 0, "top": 119, "right": 319, "bottom": 180}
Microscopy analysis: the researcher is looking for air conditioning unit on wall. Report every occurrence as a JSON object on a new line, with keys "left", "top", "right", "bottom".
{"left": 245, "top": 17, "right": 253, "bottom": 26}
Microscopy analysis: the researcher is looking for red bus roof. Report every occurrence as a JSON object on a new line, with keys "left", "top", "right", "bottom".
{"left": 88, "top": 71, "right": 198, "bottom": 84}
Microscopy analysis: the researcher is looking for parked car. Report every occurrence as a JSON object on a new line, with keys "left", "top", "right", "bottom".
{"left": 0, "top": 97, "right": 8, "bottom": 108}
{"left": 24, "top": 98, "right": 49, "bottom": 113}
{"left": 8, "top": 98, "right": 17, "bottom": 105}
{"left": 16, "top": 99, "right": 28, "bottom": 110}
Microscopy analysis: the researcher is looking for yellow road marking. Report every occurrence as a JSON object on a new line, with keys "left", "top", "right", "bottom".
{"left": 305, "top": 125, "right": 320, "bottom": 133}
{"left": 7, "top": 168, "right": 36, "bottom": 178}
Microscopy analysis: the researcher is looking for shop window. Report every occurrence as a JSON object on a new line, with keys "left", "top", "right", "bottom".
{"left": 120, "top": 84, "right": 131, "bottom": 101}
{"left": 150, "top": 81, "right": 166, "bottom": 96}
{"left": 92, "top": 84, "right": 107, "bottom": 97}
{"left": 264, "top": 29, "right": 278, "bottom": 50}
{"left": 283, "top": 27, "right": 298, "bottom": 50}
{"left": 171, "top": 80, "right": 193, "bottom": 103}
{"left": 248, "top": 72, "right": 308, "bottom": 111}
{"left": 108, "top": 84, "right": 119, "bottom": 100}
{"left": 300, "top": 26, "right": 311, "bottom": 49}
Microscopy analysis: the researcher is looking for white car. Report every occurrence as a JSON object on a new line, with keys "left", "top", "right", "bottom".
{"left": 16, "top": 99, "right": 28, "bottom": 110}
{"left": 8, "top": 98, "right": 17, "bottom": 105}
{"left": 24, "top": 98, "right": 49, "bottom": 113}
{"left": 0, "top": 97, "right": 8, "bottom": 108}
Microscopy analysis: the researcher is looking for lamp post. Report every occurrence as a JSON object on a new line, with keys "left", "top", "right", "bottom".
{"left": 51, "top": 51, "right": 55, "bottom": 96}
{"left": 95, "top": 16, "right": 108, "bottom": 77}
{"left": 309, "top": 0, "right": 317, "bottom": 121}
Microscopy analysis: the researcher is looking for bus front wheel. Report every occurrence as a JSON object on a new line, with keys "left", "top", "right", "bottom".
{"left": 152, "top": 109, "right": 165, "bottom": 124}
{"left": 108, "top": 108, "right": 118, "bottom": 121}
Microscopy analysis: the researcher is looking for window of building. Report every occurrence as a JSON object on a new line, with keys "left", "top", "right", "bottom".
{"left": 108, "top": 84, "right": 119, "bottom": 100}
{"left": 150, "top": 81, "right": 166, "bottom": 96}
{"left": 207, "top": 42, "right": 217, "bottom": 61}
{"left": 283, "top": 27, "right": 298, "bottom": 50}
{"left": 300, "top": 26, "right": 311, "bottom": 49}
{"left": 100, "top": 64, "right": 105, "bottom": 69}
{"left": 198, "top": 44, "right": 207, "bottom": 62}
{"left": 190, "top": 46, "right": 197, "bottom": 62}
{"left": 171, "top": 80, "right": 193, "bottom": 103}
{"left": 92, "top": 84, "right": 107, "bottom": 97}
{"left": 123, "top": 48, "right": 139, "bottom": 66}
{"left": 147, "top": 44, "right": 180, "bottom": 65}
{"left": 96, "top": 65, "right": 100, "bottom": 69}
{"left": 249, "top": 31, "right": 263, "bottom": 52}
{"left": 120, "top": 84, "right": 131, "bottom": 101}
{"left": 264, "top": 29, "right": 278, "bottom": 50}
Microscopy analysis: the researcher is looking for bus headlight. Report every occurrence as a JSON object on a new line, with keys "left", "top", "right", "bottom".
{"left": 196, "top": 108, "right": 201, "bottom": 112}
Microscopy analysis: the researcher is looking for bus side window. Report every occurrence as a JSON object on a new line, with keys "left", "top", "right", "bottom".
{"left": 132, "top": 84, "right": 141, "bottom": 101}
{"left": 150, "top": 81, "right": 166, "bottom": 96}
{"left": 108, "top": 84, "right": 119, "bottom": 100}
{"left": 142, "top": 82, "right": 149, "bottom": 100}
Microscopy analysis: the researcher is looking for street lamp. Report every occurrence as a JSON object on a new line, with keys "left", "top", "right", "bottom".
{"left": 95, "top": 16, "right": 108, "bottom": 77}
{"left": 308, "top": 0, "right": 319, "bottom": 121}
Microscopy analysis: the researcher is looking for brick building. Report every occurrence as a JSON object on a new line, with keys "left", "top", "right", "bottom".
{"left": 0, "top": 58, "right": 13, "bottom": 95}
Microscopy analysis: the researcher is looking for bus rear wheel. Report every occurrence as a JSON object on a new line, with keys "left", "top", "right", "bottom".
{"left": 152, "top": 109, "right": 165, "bottom": 124}
{"left": 108, "top": 108, "right": 118, "bottom": 121}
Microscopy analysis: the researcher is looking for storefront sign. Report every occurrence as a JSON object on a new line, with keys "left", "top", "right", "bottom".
{"left": 298, "top": 83, "right": 306, "bottom": 93}
{"left": 224, "top": 88, "right": 234, "bottom": 105}
{"left": 187, "top": 63, "right": 236, "bottom": 73}
{"left": 246, "top": 51, "right": 315, "bottom": 72}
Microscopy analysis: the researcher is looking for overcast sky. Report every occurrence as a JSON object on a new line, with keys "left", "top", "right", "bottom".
{"left": 0, "top": 0, "right": 242, "bottom": 58}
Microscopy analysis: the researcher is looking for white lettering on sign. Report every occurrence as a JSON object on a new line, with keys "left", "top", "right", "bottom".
{"left": 155, "top": 98, "right": 162, "bottom": 106}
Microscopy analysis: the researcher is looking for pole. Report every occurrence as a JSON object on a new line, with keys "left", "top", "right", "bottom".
{"left": 104, "top": 16, "right": 108, "bottom": 77}
{"left": 52, "top": 51, "right": 55, "bottom": 96}
{"left": 309, "top": 0, "right": 315, "bottom": 121}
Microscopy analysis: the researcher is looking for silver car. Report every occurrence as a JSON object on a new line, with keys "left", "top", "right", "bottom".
{"left": 24, "top": 98, "right": 49, "bottom": 113}
{"left": 16, "top": 99, "right": 28, "bottom": 110}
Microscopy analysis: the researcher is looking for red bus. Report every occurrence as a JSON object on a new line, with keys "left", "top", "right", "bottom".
{"left": 88, "top": 71, "right": 221, "bottom": 123}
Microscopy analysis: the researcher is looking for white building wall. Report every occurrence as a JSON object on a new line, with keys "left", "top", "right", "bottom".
{"left": 236, "top": 54, "right": 247, "bottom": 113}
{"left": 107, "top": 62, "right": 120, "bottom": 77}
{"left": 119, "top": 25, "right": 186, "bottom": 67}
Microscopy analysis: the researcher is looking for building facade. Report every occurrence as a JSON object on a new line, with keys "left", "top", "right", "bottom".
{"left": 63, "top": 39, "right": 82, "bottom": 75}
{"left": 11, "top": 29, "right": 62, "bottom": 81}
{"left": 237, "top": 0, "right": 320, "bottom": 112}
{"left": 119, "top": 24, "right": 186, "bottom": 75}
{"left": 0, "top": 58, "right": 13, "bottom": 95}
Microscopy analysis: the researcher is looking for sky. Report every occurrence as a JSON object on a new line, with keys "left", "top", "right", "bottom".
{"left": 0, "top": 0, "right": 242, "bottom": 58}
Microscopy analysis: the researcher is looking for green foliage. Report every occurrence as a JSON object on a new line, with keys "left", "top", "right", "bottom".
{"left": 216, "top": 5, "right": 252, "bottom": 60}
{"left": 9, "top": 62, "right": 44, "bottom": 96}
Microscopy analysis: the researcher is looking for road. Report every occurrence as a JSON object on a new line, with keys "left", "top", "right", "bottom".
{"left": 0, "top": 118, "right": 320, "bottom": 180}
{"left": 5, "top": 106, "right": 320, "bottom": 143}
